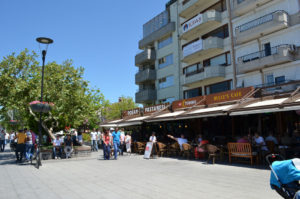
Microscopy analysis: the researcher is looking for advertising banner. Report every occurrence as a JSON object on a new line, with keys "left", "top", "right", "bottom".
{"left": 144, "top": 142, "right": 153, "bottom": 159}
{"left": 182, "top": 14, "right": 203, "bottom": 33}
{"left": 183, "top": 39, "right": 203, "bottom": 57}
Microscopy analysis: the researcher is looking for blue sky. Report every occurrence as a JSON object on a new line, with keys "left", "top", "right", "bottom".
{"left": 0, "top": 0, "right": 169, "bottom": 103}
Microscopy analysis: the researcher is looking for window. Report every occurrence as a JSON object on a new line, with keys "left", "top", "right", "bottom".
{"left": 158, "top": 54, "right": 173, "bottom": 69}
{"left": 203, "top": 52, "right": 231, "bottom": 67}
{"left": 184, "top": 87, "right": 202, "bottom": 99}
{"left": 265, "top": 74, "right": 274, "bottom": 86}
{"left": 205, "top": 80, "right": 232, "bottom": 95}
{"left": 183, "top": 63, "right": 203, "bottom": 76}
{"left": 202, "top": 0, "right": 227, "bottom": 13}
{"left": 158, "top": 36, "right": 173, "bottom": 49}
{"left": 275, "top": 76, "right": 285, "bottom": 85}
{"left": 159, "top": 76, "right": 174, "bottom": 89}
{"left": 202, "top": 25, "right": 229, "bottom": 40}
{"left": 159, "top": 97, "right": 175, "bottom": 104}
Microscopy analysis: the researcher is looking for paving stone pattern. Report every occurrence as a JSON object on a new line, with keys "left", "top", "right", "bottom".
{"left": 0, "top": 146, "right": 281, "bottom": 199}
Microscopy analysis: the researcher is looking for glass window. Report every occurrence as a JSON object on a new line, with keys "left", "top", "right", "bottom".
{"left": 202, "top": 25, "right": 229, "bottom": 40}
{"left": 158, "top": 54, "right": 173, "bottom": 69}
{"left": 159, "top": 97, "right": 175, "bottom": 104}
{"left": 158, "top": 36, "right": 173, "bottom": 49}
{"left": 205, "top": 80, "right": 232, "bottom": 95}
{"left": 203, "top": 52, "right": 231, "bottom": 67}
{"left": 183, "top": 63, "right": 203, "bottom": 76}
{"left": 275, "top": 76, "right": 285, "bottom": 85}
{"left": 159, "top": 76, "right": 174, "bottom": 89}
{"left": 184, "top": 87, "right": 202, "bottom": 99}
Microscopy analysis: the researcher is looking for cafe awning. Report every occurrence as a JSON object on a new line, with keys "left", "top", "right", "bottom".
{"left": 146, "top": 111, "right": 186, "bottom": 122}
{"left": 229, "top": 98, "right": 289, "bottom": 116}
{"left": 178, "top": 104, "right": 234, "bottom": 120}
{"left": 100, "top": 119, "right": 124, "bottom": 128}
{"left": 116, "top": 116, "right": 150, "bottom": 127}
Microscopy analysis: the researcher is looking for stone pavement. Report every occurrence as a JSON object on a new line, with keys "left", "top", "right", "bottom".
{"left": 0, "top": 146, "right": 280, "bottom": 199}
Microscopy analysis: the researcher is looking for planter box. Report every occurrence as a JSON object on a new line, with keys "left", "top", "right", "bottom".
{"left": 41, "top": 150, "right": 52, "bottom": 160}
{"left": 30, "top": 103, "right": 52, "bottom": 113}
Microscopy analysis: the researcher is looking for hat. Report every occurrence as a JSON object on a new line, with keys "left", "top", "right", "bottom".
{"left": 110, "top": 128, "right": 115, "bottom": 131}
{"left": 292, "top": 159, "right": 300, "bottom": 170}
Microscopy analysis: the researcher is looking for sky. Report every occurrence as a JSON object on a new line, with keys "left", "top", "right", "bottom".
{"left": 0, "top": 0, "right": 169, "bottom": 103}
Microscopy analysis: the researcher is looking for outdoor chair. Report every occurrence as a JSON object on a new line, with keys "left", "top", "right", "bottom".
{"left": 182, "top": 143, "right": 193, "bottom": 159}
{"left": 135, "top": 142, "right": 146, "bottom": 154}
{"left": 205, "top": 144, "right": 220, "bottom": 164}
{"left": 157, "top": 142, "right": 167, "bottom": 157}
{"left": 167, "top": 142, "right": 180, "bottom": 157}
{"left": 266, "top": 141, "right": 277, "bottom": 154}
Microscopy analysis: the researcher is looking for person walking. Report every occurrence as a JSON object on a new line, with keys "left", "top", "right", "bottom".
{"left": 90, "top": 128, "right": 98, "bottom": 152}
{"left": 125, "top": 132, "right": 131, "bottom": 153}
{"left": 25, "top": 129, "right": 33, "bottom": 161}
{"left": 103, "top": 129, "right": 112, "bottom": 160}
{"left": 111, "top": 128, "right": 121, "bottom": 160}
{"left": 120, "top": 128, "right": 125, "bottom": 155}
{"left": 97, "top": 129, "right": 102, "bottom": 151}
{"left": 14, "top": 129, "right": 26, "bottom": 163}
{"left": 0, "top": 130, "right": 6, "bottom": 152}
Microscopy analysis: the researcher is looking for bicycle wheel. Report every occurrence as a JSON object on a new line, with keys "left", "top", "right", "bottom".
{"left": 35, "top": 149, "right": 42, "bottom": 169}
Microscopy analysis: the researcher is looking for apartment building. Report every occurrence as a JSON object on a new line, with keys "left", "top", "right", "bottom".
{"left": 178, "top": 0, "right": 235, "bottom": 99}
{"left": 135, "top": 0, "right": 300, "bottom": 105}
{"left": 232, "top": 0, "right": 300, "bottom": 92}
{"left": 135, "top": 1, "right": 180, "bottom": 106}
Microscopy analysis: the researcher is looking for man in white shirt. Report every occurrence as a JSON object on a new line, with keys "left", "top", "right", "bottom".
{"left": 149, "top": 132, "right": 157, "bottom": 143}
{"left": 90, "top": 128, "right": 98, "bottom": 152}
{"left": 53, "top": 135, "right": 62, "bottom": 159}
{"left": 167, "top": 134, "right": 188, "bottom": 150}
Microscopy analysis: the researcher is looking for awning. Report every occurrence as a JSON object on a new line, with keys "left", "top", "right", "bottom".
{"left": 100, "top": 119, "right": 124, "bottom": 128}
{"left": 146, "top": 111, "right": 186, "bottom": 122}
{"left": 178, "top": 105, "right": 234, "bottom": 120}
{"left": 230, "top": 98, "right": 288, "bottom": 116}
{"left": 116, "top": 116, "right": 150, "bottom": 127}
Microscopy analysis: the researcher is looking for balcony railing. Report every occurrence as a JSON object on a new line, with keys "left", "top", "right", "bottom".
{"left": 239, "top": 44, "right": 291, "bottom": 63}
{"left": 135, "top": 69, "right": 156, "bottom": 84}
{"left": 236, "top": 11, "right": 284, "bottom": 33}
{"left": 237, "top": 0, "right": 245, "bottom": 4}
{"left": 185, "top": 68, "right": 204, "bottom": 77}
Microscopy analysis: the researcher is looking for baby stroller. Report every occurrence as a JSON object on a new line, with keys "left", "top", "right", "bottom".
{"left": 266, "top": 154, "right": 300, "bottom": 199}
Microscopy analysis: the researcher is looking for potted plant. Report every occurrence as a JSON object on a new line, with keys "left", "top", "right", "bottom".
{"left": 29, "top": 101, "right": 54, "bottom": 113}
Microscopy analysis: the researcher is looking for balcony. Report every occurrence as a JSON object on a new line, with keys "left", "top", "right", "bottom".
{"left": 135, "top": 69, "right": 156, "bottom": 84}
{"left": 235, "top": 10, "right": 289, "bottom": 45}
{"left": 182, "top": 37, "right": 224, "bottom": 64}
{"left": 139, "top": 22, "right": 176, "bottom": 49}
{"left": 180, "top": 10, "right": 222, "bottom": 40}
{"left": 237, "top": 44, "right": 295, "bottom": 74}
{"left": 135, "top": 89, "right": 157, "bottom": 104}
{"left": 179, "top": 0, "right": 219, "bottom": 19}
{"left": 135, "top": 49, "right": 156, "bottom": 66}
{"left": 183, "top": 66, "right": 225, "bottom": 86}
{"left": 233, "top": 0, "right": 272, "bottom": 17}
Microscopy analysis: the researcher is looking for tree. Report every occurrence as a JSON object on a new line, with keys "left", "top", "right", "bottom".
{"left": 0, "top": 49, "right": 107, "bottom": 138}
{"left": 104, "top": 96, "right": 138, "bottom": 121}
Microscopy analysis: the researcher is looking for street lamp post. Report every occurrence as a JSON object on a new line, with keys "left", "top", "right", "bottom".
{"left": 36, "top": 37, "right": 53, "bottom": 167}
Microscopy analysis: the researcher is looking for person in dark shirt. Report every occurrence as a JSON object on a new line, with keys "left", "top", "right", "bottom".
{"left": 64, "top": 134, "right": 73, "bottom": 159}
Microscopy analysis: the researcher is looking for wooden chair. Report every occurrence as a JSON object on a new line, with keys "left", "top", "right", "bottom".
{"left": 205, "top": 144, "right": 220, "bottom": 164}
{"left": 167, "top": 142, "right": 180, "bottom": 157}
{"left": 227, "top": 143, "right": 258, "bottom": 165}
{"left": 182, "top": 143, "right": 193, "bottom": 159}
{"left": 135, "top": 142, "right": 145, "bottom": 154}
{"left": 157, "top": 142, "right": 167, "bottom": 157}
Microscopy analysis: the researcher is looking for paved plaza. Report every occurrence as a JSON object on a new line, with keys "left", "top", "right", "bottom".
{"left": 0, "top": 147, "right": 280, "bottom": 199}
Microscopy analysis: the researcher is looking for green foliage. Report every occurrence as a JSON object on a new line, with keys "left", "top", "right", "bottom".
{"left": 82, "top": 133, "right": 91, "bottom": 142}
{"left": 103, "top": 96, "right": 138, "bottom": 121}
{"left": 0, "top": 49, "right": 106, "bottom": 135}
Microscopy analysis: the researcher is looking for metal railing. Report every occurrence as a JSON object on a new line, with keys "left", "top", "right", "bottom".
{"left": 239, "top": 44, "right": 291, "bottom": 63}
{"left": 185, "top": 68, "right": 204, "bottom": 77}
{"left": 236, "top": 10, "right": 287, "bottom": 33}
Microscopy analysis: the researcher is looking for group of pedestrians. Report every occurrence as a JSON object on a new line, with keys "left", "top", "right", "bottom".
{"left": 101, "top": 128, "right": 131, "bottom": 160}
{"left": 13, "top": 129, "right": 37, "bottom": 163}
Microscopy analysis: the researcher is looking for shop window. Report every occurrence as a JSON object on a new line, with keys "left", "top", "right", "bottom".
{"left": 159, "top": 97, "right": 175, "bottom": 104}
{"left": 184, "top": 87, "right": 202, "bottom": 99}
{"left": 205, "top": 80, "right": 232, "bottom": 95}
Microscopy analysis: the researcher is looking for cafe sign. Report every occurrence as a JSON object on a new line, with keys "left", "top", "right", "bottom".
{"left": 144, "top": 103, "right": 169, "bottom": 114}
{"left": 123, "top": 108, "right": 140, "bottom": 118}
{"left": 206, "top": 87, "right": 254, "bottom": 105}
{"left": 172, "top": 96, "right": 204, "bottom": 110}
